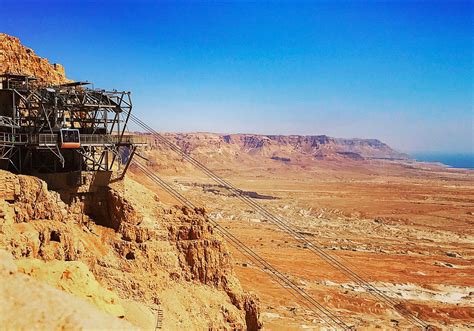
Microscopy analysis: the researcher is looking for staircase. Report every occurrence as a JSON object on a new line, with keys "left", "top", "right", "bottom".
{"left": 155, "top": 307, "right": 164, "bottom": 330}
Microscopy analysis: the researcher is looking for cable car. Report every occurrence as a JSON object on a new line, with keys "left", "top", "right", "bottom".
{"left": 59, "top": 128, "right": 80, "bottom": 149}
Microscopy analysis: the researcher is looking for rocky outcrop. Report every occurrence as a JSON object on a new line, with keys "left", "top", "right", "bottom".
{"left": 0, "top": 33, "right": 69, "bottom": 84}
{"left": 168, "top": 206, "right": 262, "bottom": 330}
{"left": 107, "top": 189, "right": 143, "bottom": 230}
{"left": 0, "top": 170, "right": 261, "bottom": 329}
{"left": 13, "top": 176, "right": 67, "bottom": 223}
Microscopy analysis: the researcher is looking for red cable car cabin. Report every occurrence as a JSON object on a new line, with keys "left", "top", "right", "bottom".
{"left": 60, "top": 129, "right": 81, "bottom": 149}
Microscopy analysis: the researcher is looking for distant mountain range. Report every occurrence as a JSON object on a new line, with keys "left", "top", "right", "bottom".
{"left": 151, "top": 133, "right": 409, "bottom": 162}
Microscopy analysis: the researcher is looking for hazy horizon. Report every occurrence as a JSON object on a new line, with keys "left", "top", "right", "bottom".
{"left": 1, "top": 1, "right": 472, "bottom": 154}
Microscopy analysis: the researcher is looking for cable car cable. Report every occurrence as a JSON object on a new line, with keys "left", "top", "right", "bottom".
{"left": 132, "top": 160, "right": 350, "bottom": 330}
{"left": 127, "top": 113, "right": 429, "bottom": 329}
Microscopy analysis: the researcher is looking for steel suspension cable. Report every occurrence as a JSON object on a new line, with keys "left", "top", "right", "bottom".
{"left": 128, "top": 113, "right": 429, "bottom": 329}
{"left": 132, "top": 160, "right": 350, "bottom": 330}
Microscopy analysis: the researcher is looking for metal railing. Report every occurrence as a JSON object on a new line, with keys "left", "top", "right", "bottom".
{"left": 0, "top": 133, "right": 28, "bottom": 144}
{"left": 0, "top": 131, "right": 147, "bottom": 146}
{"left": 28, "top": 133, "right": 147, "bottom": 146}
{"left": 34, "top": 134, "right": 57, "bottom": 145}
{"left": 116, "top": 134, "right": 148, "bottom": 145}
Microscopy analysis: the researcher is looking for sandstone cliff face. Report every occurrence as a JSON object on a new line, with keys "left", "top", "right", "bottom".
{"left": 0, "top": 170, "right": 261, "bottom": 330}
{"left": 0, "top": 33, "right": 69, "bottom": 84}
{"left": 167, "top": 206, "right": 261, "bottom": 329}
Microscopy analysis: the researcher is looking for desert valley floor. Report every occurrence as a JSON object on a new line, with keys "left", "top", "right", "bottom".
{"left": 129, "top": 138, "right": 474, "bottom": 330}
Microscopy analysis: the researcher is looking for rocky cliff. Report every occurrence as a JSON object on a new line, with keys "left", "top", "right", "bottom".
{"left": 0, "top": 33, "right": 69, "bottom": 84}
{"left": 153, "top": 133, "right": 408, "bottom": 163}
{"left": 0, "top": 170, "right": 261, "bottom": 330}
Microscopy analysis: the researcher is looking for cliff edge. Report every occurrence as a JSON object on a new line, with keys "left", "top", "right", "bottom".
{"left": 0, "top": 170, "right": 261, "bottom": 330}
{"left": 0, "top": 33, "right": 69, "bottom": 84}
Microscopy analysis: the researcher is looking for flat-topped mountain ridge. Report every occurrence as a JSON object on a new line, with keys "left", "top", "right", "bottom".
{"left": 154, "top": 132, "right": 409, "bottom": 161}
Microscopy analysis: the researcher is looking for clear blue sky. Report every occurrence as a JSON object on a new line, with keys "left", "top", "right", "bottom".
{"left": 1, "top": 1, "right": 472, "bottom": 153}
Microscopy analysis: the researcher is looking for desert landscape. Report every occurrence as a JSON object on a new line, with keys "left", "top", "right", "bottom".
{"left": 134, "top": 132, "right": 474, "bottom": 329}
{"left": 0, "top": 11, "right": 473, "bottom": 331}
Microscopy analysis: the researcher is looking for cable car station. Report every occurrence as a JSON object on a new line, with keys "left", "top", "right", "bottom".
{"left": 0, "top": 73, "right": 145, "bottom": 195}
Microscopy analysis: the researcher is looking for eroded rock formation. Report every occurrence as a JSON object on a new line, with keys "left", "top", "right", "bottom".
{"left": 0, "top": 33, "right": 69, "bottom": 84}
{"left": 0, "top": 170, "right": 261, "bottom": 329}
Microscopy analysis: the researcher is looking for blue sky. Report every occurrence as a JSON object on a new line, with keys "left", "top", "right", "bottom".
{"left": 1, "top": 1, "right": 472, "bottom": 153}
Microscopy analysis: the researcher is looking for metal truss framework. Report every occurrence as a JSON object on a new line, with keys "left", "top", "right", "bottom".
{"left": 0, "top": 74, "right": 143, "bottom": 174}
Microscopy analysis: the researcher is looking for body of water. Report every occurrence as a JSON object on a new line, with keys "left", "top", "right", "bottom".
{"left": 412, "top": 152, "right": 474, "bottom": 170}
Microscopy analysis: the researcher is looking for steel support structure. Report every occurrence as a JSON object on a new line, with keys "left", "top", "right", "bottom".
{"left": 0, "top": 74, "right": 142, "bottom": 175}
